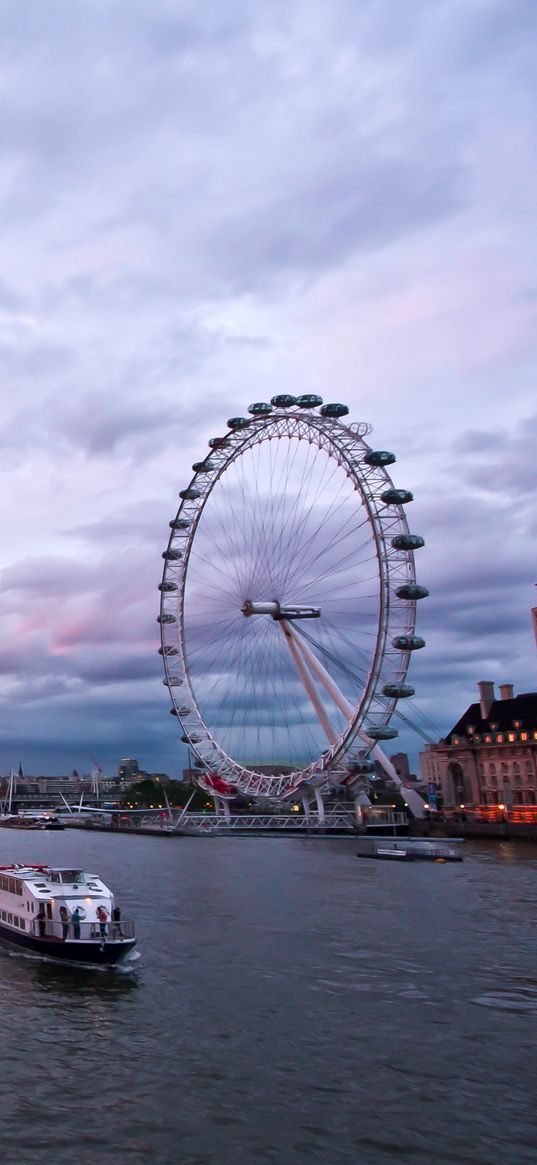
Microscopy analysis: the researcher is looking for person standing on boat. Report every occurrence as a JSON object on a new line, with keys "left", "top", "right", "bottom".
{"left": 36, "top": 904, "right": 46, "bottom": 939}
{"left": 71, "top": 907, "right": 81, "bottom": 940}
{"left": 112, "top": 905, "right": 122, "bottom": 938}
{"left": 96, "top": 905, "right": 108, "bottom": 946}
{"left": 59, "top": 905, "right": 70, "bottom": 941}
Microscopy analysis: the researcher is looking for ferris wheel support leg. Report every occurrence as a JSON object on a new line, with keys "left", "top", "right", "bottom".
{"left": 279, "top": 621, "right": 338, "bottom": 744}
{"left": 313, "top": 788, "right": 325, "bottom": 824}
{"left": 354, "top": 801, "right": 364, "bottom": 827}
{"left": 287, "top": 625, "right": 425, "bottom": 820}
{"left": 357, "top": 739, "right": 425, "bottom": 820}
{"left": 213, "top": 795, "right": 231, "bottom": 821}
{"left": 285, "top": 625, "right": 356, "bottom": 721}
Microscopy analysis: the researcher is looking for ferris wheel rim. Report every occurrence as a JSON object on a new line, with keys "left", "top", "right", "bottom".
{"left": 159, "top": 407, "right": 421, "bottom": 799}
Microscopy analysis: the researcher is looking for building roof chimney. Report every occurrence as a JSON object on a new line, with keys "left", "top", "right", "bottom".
{"left": 478, "top": 680, "right": 496, "bottom": 720}
{"left": 499, "top": 683, "right": 514, "bottom": 701}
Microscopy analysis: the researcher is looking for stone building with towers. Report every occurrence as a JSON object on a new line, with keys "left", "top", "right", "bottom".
{"left": 420, "top": 681, "right": 537, "bottom": 811}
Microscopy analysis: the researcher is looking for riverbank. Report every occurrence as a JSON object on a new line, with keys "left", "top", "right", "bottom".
{"left": 410, "top": 818, "right": 537, "bottom": 842}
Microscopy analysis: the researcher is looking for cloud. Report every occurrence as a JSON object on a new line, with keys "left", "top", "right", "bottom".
{"left": 0, "top": 1, "right": 534, "bottom": 780}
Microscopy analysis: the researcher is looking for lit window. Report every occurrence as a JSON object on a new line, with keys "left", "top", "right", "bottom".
{"left": 508, "top": 733, "right": 515, "bottom": 742}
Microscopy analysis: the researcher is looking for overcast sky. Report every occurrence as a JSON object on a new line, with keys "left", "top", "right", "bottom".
{"left": 0, "top": 0, "right": 535, "bottom": 779}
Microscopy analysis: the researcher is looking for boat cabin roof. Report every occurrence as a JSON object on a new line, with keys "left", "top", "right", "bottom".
{"left": 0, "top": 866, "right": 107, "bottom": 893}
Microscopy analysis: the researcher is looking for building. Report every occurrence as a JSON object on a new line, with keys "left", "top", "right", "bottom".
{"left": 420, "top": 682, "right": 537, "bottom": 810}
{"left": 389, "top": 752, "right": 411, "bottom": 781}
{"left": 118, "top": 758, "right": 140, "bottom": 782}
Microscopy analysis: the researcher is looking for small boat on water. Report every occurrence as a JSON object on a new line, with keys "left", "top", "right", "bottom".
{"left": 0, "top": 812, "right": 64, "bottom": 830}
{"left": 356, "top": 836, "right": 464, "bottom": 862}
{"left": 0, "top": 864, "right": 136, "bottom": 965}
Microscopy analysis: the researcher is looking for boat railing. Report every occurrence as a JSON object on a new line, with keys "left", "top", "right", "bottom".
{"left": 30, "top": 919, "right": 135, "bottom": 942}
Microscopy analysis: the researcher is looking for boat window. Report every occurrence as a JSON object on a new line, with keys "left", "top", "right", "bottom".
{"left": 59, "top": 871, "right": 85, "bottom": 884}
{"left": 49, "top": 872, "right": 61, "bottom": 883}
{"left": 0, "top": 875, "right": 23, "bottom": 895}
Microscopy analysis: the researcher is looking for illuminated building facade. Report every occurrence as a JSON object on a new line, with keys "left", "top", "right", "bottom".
{"left": 420, "top": 682, "right": 537, "bottom": 811}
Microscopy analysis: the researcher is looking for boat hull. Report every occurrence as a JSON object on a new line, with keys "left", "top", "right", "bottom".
{"left": 0, "top": 922, "right": 136, "bottom": 965}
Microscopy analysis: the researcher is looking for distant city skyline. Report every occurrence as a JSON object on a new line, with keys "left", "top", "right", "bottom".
{"left": 0, "top": 2, "right": 535, "bottom": 776}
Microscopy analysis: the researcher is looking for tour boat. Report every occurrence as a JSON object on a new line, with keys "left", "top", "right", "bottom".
{"left": 0, "top": 864, "right": 136, "bottom": 965}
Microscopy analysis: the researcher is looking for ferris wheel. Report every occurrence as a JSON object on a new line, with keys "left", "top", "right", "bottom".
{"left": 158, "top": 396, "right": 428, "bottom": 809}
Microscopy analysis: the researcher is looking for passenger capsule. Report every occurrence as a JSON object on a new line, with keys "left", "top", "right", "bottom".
{"left": 181, "top": 734, "right": 201, "bottom": 744}
{"left": 247, "top": 402, "right": 273, "bottom": 415}
{"left": 319, "top": 403, "right": 349, "bottom": 418}
{"left": 208, "top": 436, "right": 228, "bottom": 448}
{"left": 391, "top": 534, "right": 425, "bottom": 551}
{"left": 227, "top": 417, "right": 250, "bottom": 429}
{"left": 366, "top": 725, "right": 398, "bottom": 741}
{"left": 348, "top": 759, "right": 376, "bottom": 775}
{"left": 159, "top": 645, "right": 178, "bottom": 656}
{"left": 158, "top": 581, "right": 178, "bottom": 592}
{"left": 192, "top": 461, "right": 216, "bottom": 473}
{"left": 392, "top": 635, "right": 426, "bottom": 651}
{"left": 364, "top": 450, "right": 396, "bottom": 467}
{"left": 296, "top": 394, "right": 323, "bottom": 408}
{"left": 270, "top": 394, "right": 297, "bottom": 408}
{"left": 169, "top": 707, "right": 178, "bottom": 716}
{"left": 162, "top": 549, "right": 182, "bottom": 560}
{"left": 169, "top": 519, "right": 190, "bottom": 530}
{"left": 157, "top": 613, "right": 177, "bottom": 624}
{"left": 381, "top": 488, "right": 414, "bottom": 505}
{"left": 179, "top": 488, "right": 200, "bottom": 501}
{"left": 395, "top": 584, "right": 429, "bottom": 600}
{"left": 177, "top": 706, "right": 192, "bottom": 716}
{"left": 162, "top": 677, "right": 183, "bottom": 687}
{"left": 382, "top": 683, "right": 415, "bottom": 698}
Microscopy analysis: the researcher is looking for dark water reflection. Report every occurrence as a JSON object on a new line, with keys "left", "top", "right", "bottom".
{"left": 0, "top": 832, "right": 535, "bottom": 1164}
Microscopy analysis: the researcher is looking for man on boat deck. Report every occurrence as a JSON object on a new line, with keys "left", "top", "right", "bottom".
{"left": 96, "top": 905, "right": 108, "bottom": 947}
{"left": 36, "top": 905, "right": 46, "bottom": 939}
{"left": 59, "top": 906, "right": 70, "bottom": 941}
{"left": 112, "top": 905, "right": 122, "bottom": 937}
{"left": 71, "top": 907, "right": 81, "bottom": 940}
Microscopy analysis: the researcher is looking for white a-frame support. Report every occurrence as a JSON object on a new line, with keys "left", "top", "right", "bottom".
{"left": 279, "top": 619, "right": 424, "bottom": 819}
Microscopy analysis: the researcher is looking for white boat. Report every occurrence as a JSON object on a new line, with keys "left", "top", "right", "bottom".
{"left": 0, "top": 864, "right": 136, "bottom": 965}
{"left": 356, "top": 836, "right": 464, "bottom": 862}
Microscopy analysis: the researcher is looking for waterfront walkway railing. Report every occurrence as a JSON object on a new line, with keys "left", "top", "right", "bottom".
{"left": 31, "top": 919, "right": 135, "bottom": 942}
{"left": 161, "top": 808, "right": 407, "bottom": 833}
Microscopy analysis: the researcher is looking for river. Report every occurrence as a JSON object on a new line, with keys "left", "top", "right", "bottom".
{"left": 0, "top": 831, "right": 535, "bottom": 1165}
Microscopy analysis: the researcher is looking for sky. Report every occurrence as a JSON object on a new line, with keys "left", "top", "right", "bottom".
{"left": 0, "top": 0, "right": 535, "bottom": 779}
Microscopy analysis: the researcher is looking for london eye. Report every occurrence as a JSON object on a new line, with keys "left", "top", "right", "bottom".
{"left": 158, "top": 397, "right": 427, "bottom": 812}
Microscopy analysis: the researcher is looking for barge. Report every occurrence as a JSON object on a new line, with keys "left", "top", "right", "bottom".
{"left": 356, "top": 837, "right": 464, "bottom": 862}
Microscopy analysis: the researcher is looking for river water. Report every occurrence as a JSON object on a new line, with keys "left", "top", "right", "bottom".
{"left": 0, "top": 830, "right": 535, "bottom": 1165}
